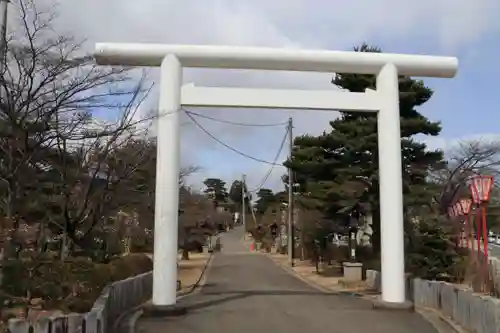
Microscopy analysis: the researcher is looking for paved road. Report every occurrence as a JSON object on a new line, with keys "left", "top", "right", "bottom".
{"left": 489, "top": 243, "right": 500, "bottom": 258}
{"left": 137, "top": 228, "right": 437, "bottom": 333}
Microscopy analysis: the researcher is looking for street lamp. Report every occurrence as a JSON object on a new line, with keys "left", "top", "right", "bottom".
{"left": 447, "top": 203, "right": 461, "bottom": 248}
{"left": 447, "top": 206, "right": 455, "bottom": 220}
{"left": 459, "top": 198, "right": 473, "bottom": 251}
{"left": 454, "top": 201, "right": 465, "bottom": 248}
{"left": 469, "top": 175, "right": 494, "bottom": 293}
{"left": 469, "top": 175, "right": 494, "bottom": 261}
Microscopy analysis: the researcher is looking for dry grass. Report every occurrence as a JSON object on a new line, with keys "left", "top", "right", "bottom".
{"left": 177, "top": 252, "right": 211, "bottom": 293}
{"left": 264, "top": 251, "right": 374, "bottom": 294}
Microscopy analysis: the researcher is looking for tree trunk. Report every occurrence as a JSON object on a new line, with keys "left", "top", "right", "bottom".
{"left": 181, "top": 248, "right": 189, "bottom": 260}
{"left": 60, "top": 235, "right": 71, "bottom": 260}
{"left": 124, "top": 236, "right": 131, "bottom": 255}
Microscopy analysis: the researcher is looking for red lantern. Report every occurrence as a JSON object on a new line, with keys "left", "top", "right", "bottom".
{"left": 459, "top": 198, "right": 472, "bottom": 249}
{"left": 455, "top": 202, "right": 464, "bottom": 216}
{"left": 470, "top": 175, "right": 494, "bottom": 204}
{"left": 470, "top": 183, "right": 481, "bottom": 205}
{"left": 452, "top": 202, "right": 464, "bottom": 247}
{"left": 447, "top": 206, "right": 455, "bottom": 218}
{"left": 469, "top": 175, "right": 494, "bottom": 289}
{"left": 459, "top": 198, "right": 472, "bottom": 214}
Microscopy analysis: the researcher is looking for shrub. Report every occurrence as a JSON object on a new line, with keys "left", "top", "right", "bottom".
{"left": 261, "top": 238, "right": 273, "bottom": 252}
{"left": 183, "top": 239, "right": 204, "bottom": 252}
{"left": 1, "top": 253, "right": 153, "bottom": 314}
{"left": 250, "top": 226, "right": 266, "bottom": 242}
{"left": 108, "top": 254, "right": 152, "bottom": 281}
{"left": 130, "top": 241, "right": 153, "bottom": 253}
{"left": 406, "top": 219, "right": 463, "bottom": 282}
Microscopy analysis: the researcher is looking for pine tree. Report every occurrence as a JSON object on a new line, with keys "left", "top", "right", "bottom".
{"left": 255, "top": 188, "right": 276, "bottom": 215}
{"left": 406, "top": 217, "right": 461, "bottom": 281}
{"left": 228, "top": 180, "right": 251, "bottom": 213}
{"left": 203, "top": 178, "right": 229, "bottom": 207}
{"left": 286, "top": 43, "right": 445, "bottom": 252}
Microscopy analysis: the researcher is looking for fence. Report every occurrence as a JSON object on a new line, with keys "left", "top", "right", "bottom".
{"left": 7, "top": 271, "right": 153, "bottom": 333}
{"left": 489, "top": 256, "right": 500, "bottom": 297}
{"left": 366, "top": 268, "right": 500, "bottom": 333}
{"left": 465, "top": 246, "right": 500, "bottom": 296}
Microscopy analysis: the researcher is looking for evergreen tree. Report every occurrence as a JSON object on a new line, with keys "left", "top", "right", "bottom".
{"left": 228, "top": 180, "right": 251, "bottom": 213}
{"left": 203, "top": 178, "right": 229, "bottom": 207}
{"left": 286, "top": 43, "right": 445, "bottom": 252}
{"left": 406, "top": 218, "right": 461, "bottom": 281}
{"left": 255, "top": 188, "right": 276, "bottom": 215}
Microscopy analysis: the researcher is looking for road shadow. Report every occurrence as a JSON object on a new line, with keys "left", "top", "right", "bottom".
{"left": 179, "top": 285, "right": 346, "bottom": 312}
{"left": 201, "top": 289, "right": 328, "bottom": 296}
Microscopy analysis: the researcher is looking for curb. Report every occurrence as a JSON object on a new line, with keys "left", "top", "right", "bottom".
{"left": 127, "top": 309, "right": 143, "bottom": 333}
{"left": 125, "top": 251, "right": 215, "bottom": 333}
{"left": 415, "top": 308, "right": 467, "bottom": 333}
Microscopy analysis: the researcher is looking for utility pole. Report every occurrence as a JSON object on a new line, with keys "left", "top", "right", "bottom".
{"left": 249, "top": 198, "right": 257, "bottom": 227}
{"left": 242, "top": 174, "right": 246, "bottom": 232}
{"left": 0, "top": 0, "right": 9, "bottom": 74}
{"left": 287, "top": 117, "right": 294, "bottom": 266}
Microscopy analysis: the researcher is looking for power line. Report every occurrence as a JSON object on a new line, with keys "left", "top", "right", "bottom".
{"left": 248, "top": 127, "right": 288, "bottom": 193}
{"left": 184, "top": 110, "right": 282, "bottom": 166}
{"left": 183, "top": 108, "right": 288, "bottom": 127}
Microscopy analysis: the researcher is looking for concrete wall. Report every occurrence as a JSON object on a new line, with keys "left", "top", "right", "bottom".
{"left": 7, "top": 271, "right": 153, "bottom": 333}
{"left": 490, "top": 256, "right": 500, "bottom": 298}
{"left": 366, "top": 269, "right": 500, "bottom": 333}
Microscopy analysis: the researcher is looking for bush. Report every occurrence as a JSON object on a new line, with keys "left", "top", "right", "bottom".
{"left": 108, "top": 254, "right": 153, "bottom": 281}
{"left": 130, "top": 241, "right": 153, "bottom": 253}
{"left": 261, "top": 238, "right": 273, "bottom": 252}
{"left": 406, "top": 219, "right": 463, "bottom": 282}
{"left": 250, "top": 226, "right": 266, "bottom": 242}
{"left": 182, "top": 239, "right": 204, "bottom": 252}
{"left": 1, "top": 253, "right": 153, "bottom": 314}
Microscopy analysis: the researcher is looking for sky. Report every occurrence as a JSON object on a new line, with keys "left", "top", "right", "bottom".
{"left": 19, "top": 0, "right": 500, "bottom": 193}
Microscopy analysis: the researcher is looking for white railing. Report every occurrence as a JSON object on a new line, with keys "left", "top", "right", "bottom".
{"left": 366, "top": 270, "right": 500, "bottom": 333}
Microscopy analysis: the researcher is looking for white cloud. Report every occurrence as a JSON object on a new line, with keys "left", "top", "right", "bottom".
{"left": 422, "top": 133, "right": 500, "bottom": 153}
{"left": 51, "top": 0, "right": 500, "bottom": 52}
{"left": 11, "top": 0, "right": 499, "bottom": 192}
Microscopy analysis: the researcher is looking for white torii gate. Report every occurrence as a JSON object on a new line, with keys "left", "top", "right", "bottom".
{"left": 94, "top": 43, "right": 458, "bottom": 310}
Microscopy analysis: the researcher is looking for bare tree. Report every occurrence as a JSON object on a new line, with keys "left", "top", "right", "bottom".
{"left": 102, "top": 136, "right": 201, "bottom": 235}
{"left": 0, "top": 0, "right": 151, "bottom": 257}
{"left": 178, "top": 187, "right": 216, "bottom": 260}
{"left": 49, "top": 107, "right": 154, "bottom": 259}
{"left": 431, "top": 139, "right": 500, "bottom": 213}
{"left": 179, "top": 165, "right": 201, "bottom": 186}
{"left": 0, "top": 0, "right": 207, "bottom": 261}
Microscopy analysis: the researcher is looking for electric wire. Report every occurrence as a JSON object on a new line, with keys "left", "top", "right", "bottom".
{"left": 184, "top": 109, "right": 283, "bottom": 166}
{"left": 248, "top": 127, "right": 288, "bottom": 193}
{"left": 183, "top": 108, "right": 288, "bottom": 127}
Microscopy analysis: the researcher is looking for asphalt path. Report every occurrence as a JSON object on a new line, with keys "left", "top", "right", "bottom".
{"left": 137, "top": 228, "right": 437, "bottom": 333}
{"left": 489, "top": 243, "right": 500, "bottom": 258}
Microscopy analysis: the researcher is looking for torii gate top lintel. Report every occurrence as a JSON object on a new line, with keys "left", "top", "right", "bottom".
{"left": 94, "top": 43, "right": 458, "bottom": 78}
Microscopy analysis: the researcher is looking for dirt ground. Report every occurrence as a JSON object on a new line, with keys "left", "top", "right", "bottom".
{"left": 177, "top": 252, "right": 211, "bottom": 294}
{"left": 241, "top": 234, "right": 374, "bottom": 294}
{"left": 258, "top": 249, "right": 376, "bottom": 295}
